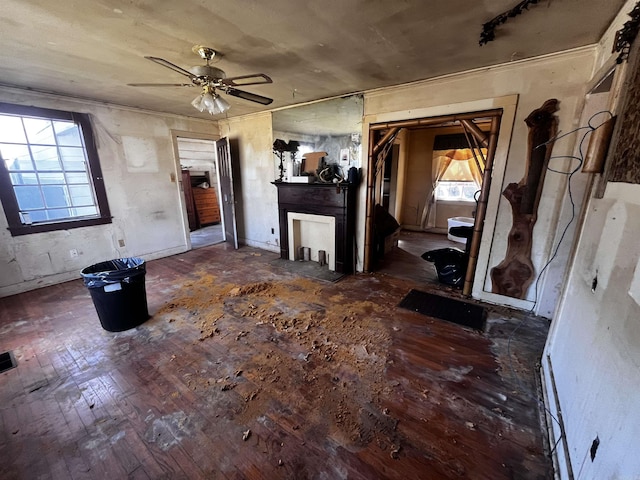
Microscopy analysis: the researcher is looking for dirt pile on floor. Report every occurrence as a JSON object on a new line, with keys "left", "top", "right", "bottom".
{"left": 156, "top": 270, "right": 402, "bottom": 453}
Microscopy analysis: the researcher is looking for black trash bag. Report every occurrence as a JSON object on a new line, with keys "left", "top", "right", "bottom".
{"left": 81, "top": 257, "right": 149, "bottom": 332}
{"left": 448, "top": 225, "right": 474, "bottom": 256}
{"left": 421, "top": 248, "right": 467, "bottom": 288}
{"left": 81, "top": 257, "right": 146, "bottom": 288}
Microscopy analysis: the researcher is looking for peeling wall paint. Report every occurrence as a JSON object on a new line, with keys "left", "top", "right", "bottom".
{"left": 218, "top": 113, "right": 280, "bottom": 252}
{"left": 0, "top": 88, "right": 218, "bottom": 297}
{"left": 0, "top": 46, "right": 601, "bottom": 320}
{"left": 363, "top": 47, "right": 595, "bottom": 314}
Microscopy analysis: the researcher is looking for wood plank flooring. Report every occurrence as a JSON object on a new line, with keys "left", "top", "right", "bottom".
{"left": 377, "top": 230, "right": 465, "bottom": 285}
{"left": 0, "top": 243, "right": 552, "bottom": 479}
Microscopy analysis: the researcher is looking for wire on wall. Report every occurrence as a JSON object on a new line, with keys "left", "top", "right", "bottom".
{"left": 503, "top": 110, "right": 614, "bottom": 452}
{"left": 528, "top": 110, "right": 614, "bottom": 313}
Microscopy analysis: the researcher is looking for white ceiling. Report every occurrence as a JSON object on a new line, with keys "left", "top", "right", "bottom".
{"left": 0, "top": 0, "right": 626, "bottom": 120}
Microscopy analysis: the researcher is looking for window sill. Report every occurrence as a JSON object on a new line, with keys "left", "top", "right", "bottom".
{"left": 7, "top": 216, "right": 112, "bottom": 236}
{"left": 436, "top": 200, "right": 476, "bottom": 207}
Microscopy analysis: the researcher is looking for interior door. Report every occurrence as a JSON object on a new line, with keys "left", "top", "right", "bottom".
{"left": 216, "top": 137, "right": 239, "bottom": 249}
{"left": 181, "top": 169, "right": 198, "bottom": 231}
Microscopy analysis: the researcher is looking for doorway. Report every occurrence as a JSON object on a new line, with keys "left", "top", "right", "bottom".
{"left": 174, "top": 135, "right": 225, "bottom": 249}
{"left": 364, "top": 109, "right": 503, "bottom": 296}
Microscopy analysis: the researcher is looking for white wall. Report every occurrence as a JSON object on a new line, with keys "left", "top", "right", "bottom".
{"left": 362, "top": 47, "right": 595, "bottom": 313}
{"left": 543, "top": 185, "right": 640, "bottom": 479}
{"left": 542, "top": 2, "right": 640, "bottom": 478}
{"left": 218, "top": 112, "right": 280, "bottom": 252}
{"left": 0, "top": 88, "right": 218, "bottom": 297}
{"left": 402, "top": 129, "right": 434, "bottom": 227}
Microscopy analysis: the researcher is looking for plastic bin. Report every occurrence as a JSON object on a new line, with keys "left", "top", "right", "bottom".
{"left": 81, "top": 257, "right": 149, "bottom": 332}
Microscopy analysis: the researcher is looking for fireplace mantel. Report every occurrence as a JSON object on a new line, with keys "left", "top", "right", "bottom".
{"left": 273, "top": 182, "right": 356, "bottom": 274}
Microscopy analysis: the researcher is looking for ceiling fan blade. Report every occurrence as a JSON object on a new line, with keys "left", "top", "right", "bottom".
{"left": 127, "top": 83, "right": 196, "bottom": 87}
{"left": 225, "top": 87, "right": 273, "bottom": 105}
{"left": 220, "top": 73, "right": 273, "bottom": 87}
{"left": 144, "top": 56, "right": 195, "bottom": 78}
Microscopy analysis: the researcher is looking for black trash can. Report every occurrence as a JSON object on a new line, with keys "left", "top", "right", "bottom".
{"left": 81, "top": 257, "right": 149, "bottom": 332}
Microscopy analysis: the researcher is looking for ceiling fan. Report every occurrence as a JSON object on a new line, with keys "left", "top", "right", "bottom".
{"left": 128, "top": 45, "right": 273, "bottom": 114}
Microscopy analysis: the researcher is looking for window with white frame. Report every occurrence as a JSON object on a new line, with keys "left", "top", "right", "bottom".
{"left": 433, "top": 149, "right": 484, "bottom": 202}
{"left": 0, "top": 103, "right": 111, "bottom": 236}
{"left": 435, "top": 181, "right": 479, "bottom": 202}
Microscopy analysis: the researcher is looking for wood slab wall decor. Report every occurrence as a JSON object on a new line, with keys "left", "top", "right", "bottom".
{"left": 490, "top": 99, "right": 559, "bottom": 299}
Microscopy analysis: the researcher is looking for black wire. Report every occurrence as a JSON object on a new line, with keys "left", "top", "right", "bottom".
{"left": 503, "top": 110, "right": 614, "bottom": 434}
{"left": 529, "top": 111, "right": 613, "bottom": 312}
{"left": 546, "top": 155, "right": 583, "bottom": 175}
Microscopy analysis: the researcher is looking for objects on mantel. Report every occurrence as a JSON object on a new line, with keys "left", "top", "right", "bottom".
{"left": 274, "top": 139, "right": 306, "bottom": 182}
{"left": 290, "top": 176, "right": 314, "bottom": 183}
{"left": 273, "top": 139, "right": 289, "bottom": 182}
{"left": 302, "top": 151, "right": 328, "bottom": 174}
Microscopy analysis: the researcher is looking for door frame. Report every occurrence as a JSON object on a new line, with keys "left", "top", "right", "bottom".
{"left": 216, "top": 137, "right": 240, "bottom": 249}
{"left": 358, "top": 95, "right": 519, "bottom": 303}
{"left": 170, "top": 130, "right": 220, "bottom": 250}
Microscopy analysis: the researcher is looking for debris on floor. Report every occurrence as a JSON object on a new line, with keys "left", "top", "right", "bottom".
{"left": 156, "top": 272, "right": 399, "bottom": 452}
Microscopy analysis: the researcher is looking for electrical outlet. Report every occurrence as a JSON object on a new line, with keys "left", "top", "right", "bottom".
{"left": 118, "top": 239, "right": 125, "bottom": 247}
{"left": 69, "top": 249, "right": 78, "bottom": 258}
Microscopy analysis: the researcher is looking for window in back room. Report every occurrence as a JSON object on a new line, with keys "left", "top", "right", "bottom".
{"left": 433, "top": 148, "right": 485, "bottom": 202}
{"left": 0, "top": 103, "right": 111, "bottom": 236}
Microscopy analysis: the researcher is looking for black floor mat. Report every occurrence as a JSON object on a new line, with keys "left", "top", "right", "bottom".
{"left": 0, "top": 351, "right": 17, "bottom": 373}
{"left": 398, "top": 289, "right": 486, "bottom": 331}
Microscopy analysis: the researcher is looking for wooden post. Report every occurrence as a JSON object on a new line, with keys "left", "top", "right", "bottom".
{"left": 463, "top": 113, "right": 502, "bottom": 296}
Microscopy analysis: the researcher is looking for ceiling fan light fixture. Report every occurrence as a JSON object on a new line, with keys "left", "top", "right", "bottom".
{"left": 132, "top": 47, "right": 273, "bottom": 110}
{"left": 191, "top": 92, "right": 207, "bottom": 112}
{"left": 191, "top": 86, "right": 230, "bottom": 115}
{"left": 213, "top": 94, "right": 230, "bottom": 113}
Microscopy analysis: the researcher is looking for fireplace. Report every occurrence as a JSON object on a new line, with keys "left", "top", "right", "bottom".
{"left": 287, "top": 212, "right": 336, "bottom": 269}
{"left": 273, "top": 182, "right": 356, "bottom": 274}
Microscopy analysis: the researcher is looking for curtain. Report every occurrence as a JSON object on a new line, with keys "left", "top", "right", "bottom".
{"left": 420, "top": 148, "right": 485, "bottom": 230}
{"left": 468, "top": 158, "right": 483, "bottom": 187}
{"left": 420, "top": 155, "right": 452, "bottom": 229}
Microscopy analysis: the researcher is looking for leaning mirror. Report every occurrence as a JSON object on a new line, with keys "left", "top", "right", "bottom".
{"left": 272, "top": 94, "right": 363, "bottom": 183}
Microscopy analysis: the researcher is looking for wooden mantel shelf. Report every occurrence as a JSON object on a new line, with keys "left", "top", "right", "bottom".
{"left": 272, "top": 182, "right": 356, "bottom": 274}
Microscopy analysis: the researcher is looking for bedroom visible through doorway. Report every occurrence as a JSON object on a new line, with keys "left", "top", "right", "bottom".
{"left": 176, "top": 136, "right": 225, "bottom": 249}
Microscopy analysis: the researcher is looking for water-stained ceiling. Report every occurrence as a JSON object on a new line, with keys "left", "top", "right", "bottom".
{"left": 0, "top": 0, "right": 626, "bottom": 119}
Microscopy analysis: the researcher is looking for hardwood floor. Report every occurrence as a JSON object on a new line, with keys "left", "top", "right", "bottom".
{"left": 377, "top": 230, "right": 466, "bottom": 285}
{"left": 190, "top": 224, "right": 224, "bottom": 250}
{"left": 0, "top": 244, "right": 552, "bottom": 479}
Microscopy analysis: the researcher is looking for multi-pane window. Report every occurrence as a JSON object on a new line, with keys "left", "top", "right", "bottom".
{"left": 433, "top": 148, "right": 484, "bottom": 202}
{"left": 436, "top": 181, "right": 479, "bottom": 202}
{"left": 0, "top": 103, "right": 111, "bottom": 236}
